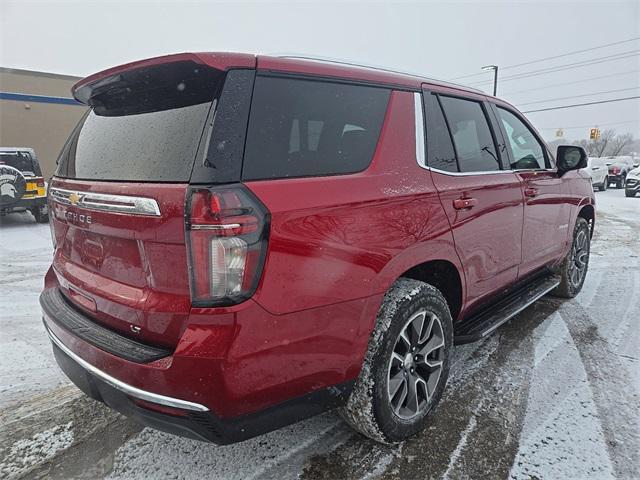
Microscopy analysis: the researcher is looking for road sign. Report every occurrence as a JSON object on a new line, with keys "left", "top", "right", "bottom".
{"left": 590, "top": 128, "right": 600, "bottom": 140}
{"left": 556, "top": 128, "right": 564, "bottom": 138}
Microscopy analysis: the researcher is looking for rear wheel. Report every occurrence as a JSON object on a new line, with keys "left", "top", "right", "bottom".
{"left": 617, "top": 175, "right": 626, "bottom": 189}
{"left": 600, "top": 177, "right": 608, "bottom": 191}
{"left": 626, "top": 190, "right": 636, "bottom": 197}
{"left": 339, "top": 278, "right": 453, "bottom": 443}
{"left": 552, "top": 217, "right": 590, "bottom": 298}
{"left": 31, "top": 205, "right": 49, "bottom": 223}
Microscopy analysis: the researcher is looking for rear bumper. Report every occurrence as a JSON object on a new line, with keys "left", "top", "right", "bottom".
{"left": 40, "top": 287, "right": 358, "bottom": 443}
{"left": 47, "top": 325, "right": 352, "bottom": 444}
{"left": 0, "top": 196, "right": 46, "bottom": 212}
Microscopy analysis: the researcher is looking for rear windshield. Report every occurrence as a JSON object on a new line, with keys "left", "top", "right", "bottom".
{"left": 56, "top": 61, "right": 223, "bottom": 182}
{"left": 242, "top": 76, "right": 390, "bottom": 180}
{"left": 0, "top": 151, "right": 39, "bottom": 175}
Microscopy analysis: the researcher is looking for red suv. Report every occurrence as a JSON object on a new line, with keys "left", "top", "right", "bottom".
{"left": 41, "top": 53, "right": 595, "bottom": 444}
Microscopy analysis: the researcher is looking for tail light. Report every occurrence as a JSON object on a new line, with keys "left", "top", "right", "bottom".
{"left": 186, "top": 184, "right": 269, "bottom": 307}
{"left": 35, "top": 177, "right": 45, "bottom": 188}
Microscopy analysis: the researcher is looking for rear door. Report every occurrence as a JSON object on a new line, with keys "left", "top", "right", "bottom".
{"left": 49, "top": 61, "right": 251, "bottom": 348}
{"left": 422, "top": 88, "right": 524, "bottom": 310}
{"left": 490, "top": 104, "right": 571, "bottom": 278}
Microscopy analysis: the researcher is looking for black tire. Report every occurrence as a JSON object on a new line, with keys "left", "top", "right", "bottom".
{"left": 617, "top": 175, "right": 626, "bottom": 189}
{"left": 339, "top": 278, "right": 453, "bottom": 443}
{"left": 31, "top": 205, "right": 49, "bottom": 223}
{"left": 626, "top": 190, "right": 635, "bottom": 197}
{"left": 599, "top": 177, "right": 608, "bottom": 191}
{"left": 0, "top": 165, "right": 27, "bottom": 206}
{"left": 552, "top": 217, "right": 590, "bottom": 298}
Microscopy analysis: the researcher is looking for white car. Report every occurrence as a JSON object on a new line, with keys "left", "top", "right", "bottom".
{"left": 625, "top": 166, "right": 640, "bottom": 197}
{"left": 584, "top": 157, "right": 609, "bottom": 191}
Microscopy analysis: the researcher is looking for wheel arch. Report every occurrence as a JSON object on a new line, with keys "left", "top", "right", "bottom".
{"left": 400, "top": 259, "right": 463, "bottom": 322}
{"left": 577, "top": 203, "right": 595, "bottom": 238}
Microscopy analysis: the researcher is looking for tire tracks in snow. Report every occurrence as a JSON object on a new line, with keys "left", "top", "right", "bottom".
{"left": 301, "top": 301, "right": 558, "bottom": 480}
{"left": 558, "top": 299, "right": 640, "bottom": 480}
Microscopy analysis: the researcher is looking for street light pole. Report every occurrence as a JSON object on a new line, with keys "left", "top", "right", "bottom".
{"left": 482, "top": 65, "right": 499, "bottom": 96}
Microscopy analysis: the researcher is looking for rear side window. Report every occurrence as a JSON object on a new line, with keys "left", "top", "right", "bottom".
{"left": 242, "top": 77, "right": 390, "bottom": 180}
{"left": 439, "top": 96, "right": 500, "bottom": 173}
{"left": 424, "top": 94, "right": 457, "bottom": 172}
{"left": 56, "top": 61, "right": 223, "bottom": 182}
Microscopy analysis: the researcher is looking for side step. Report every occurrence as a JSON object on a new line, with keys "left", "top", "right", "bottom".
{"left": 454, "top": 274, "right": 560, "bottom": 345}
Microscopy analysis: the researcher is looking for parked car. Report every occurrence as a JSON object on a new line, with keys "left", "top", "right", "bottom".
{"left": 584, "top": 157, "right": 608, "bottom": 191}
{"left": 625, "top": 166, "right": 640, "bottom": 197}
{"left": 0, "top": 147, "right": 48, "bottom": 223}
{"left": 604, "top": 155, "right": 634, "bottom": 188}
{"left": 40, "top": 53, "right": 595, "bottom": 445}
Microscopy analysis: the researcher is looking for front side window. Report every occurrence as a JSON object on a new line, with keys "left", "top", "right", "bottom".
{"left": 497, "top": 107, "right": 546, "bottom": 170}
{"left": 242, "top": 76, "right": 390, "bottom": 180}
{"left": 439, "top": 96, "right": 500, "bottom": 173}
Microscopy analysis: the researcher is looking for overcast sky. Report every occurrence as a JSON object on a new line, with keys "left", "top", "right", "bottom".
{"left": 2, "top": 0, "right": 639, "bottom": 141}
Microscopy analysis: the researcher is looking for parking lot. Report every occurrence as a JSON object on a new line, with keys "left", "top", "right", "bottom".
{"left": 0, "top": 188, "right": 637, "bottom": 480}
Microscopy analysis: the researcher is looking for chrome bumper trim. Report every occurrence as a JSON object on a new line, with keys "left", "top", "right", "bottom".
{"left": 45, "top": 325, "right": 209, "bottom": 412}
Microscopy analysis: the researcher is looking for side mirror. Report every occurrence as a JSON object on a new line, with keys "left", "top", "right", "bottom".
{"left": 556, "top": 145, "right": 587, "bottom": 176}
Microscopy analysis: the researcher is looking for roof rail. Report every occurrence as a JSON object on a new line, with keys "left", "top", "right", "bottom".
{"left": 270, "top": 53, "right": 484, "bottom": 94}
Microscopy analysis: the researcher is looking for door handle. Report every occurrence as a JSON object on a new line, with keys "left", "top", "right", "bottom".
{"left": 453, "top": 197, "right": 478, "bottom": 210}
{"left": 524, "top": 187, "right": 539, "bottom": 198}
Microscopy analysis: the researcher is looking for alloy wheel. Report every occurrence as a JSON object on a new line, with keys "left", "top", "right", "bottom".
{"left": 569, "top": 228, "right": 589, "bottom": 288}
{"left": 387, "top": 310, "right": 445, "bottom": 419}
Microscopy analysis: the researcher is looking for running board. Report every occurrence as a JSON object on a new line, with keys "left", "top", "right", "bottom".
{"left": 454, "top": 274, "right": 560, "bottom": 345}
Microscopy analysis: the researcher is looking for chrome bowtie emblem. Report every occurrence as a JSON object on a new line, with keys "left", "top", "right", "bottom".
{"left": 68, "top": 192, "right": 82, "bottom": 205}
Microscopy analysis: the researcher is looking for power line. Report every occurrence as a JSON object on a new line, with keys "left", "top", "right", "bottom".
{"left": 449, "top": 36, "right": 640, "bottom": 80}
{"left": 522, "top": 96, "right": 640, "bottom": 113}
{"left": 516, "top": 87, "right": 640, "bottom": 107}
{"left": 502, "top": 70, "right": 639, "bottom": 96}
{"left": 536, "top": 119, "right": 640, "bottom": 130}
{"left": 470, "top": 50, "right": 640, "bottom": 86}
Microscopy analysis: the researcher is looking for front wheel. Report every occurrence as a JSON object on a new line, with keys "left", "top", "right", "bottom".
{"left": 626, "top": 190, "right": 636, "bottom": 197}
{"left": 552, "top": 217, "right": 590, "bottom": 298}
{"left": 339, "top": 278, "right": 453, "bottom": 443}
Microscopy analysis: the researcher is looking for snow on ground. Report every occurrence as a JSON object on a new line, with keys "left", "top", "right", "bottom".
{"left": 0, "top": 188, "right": 638, "bottom": 479}
{"left": 0, "top": 213, "right": 66, "bottom": 408}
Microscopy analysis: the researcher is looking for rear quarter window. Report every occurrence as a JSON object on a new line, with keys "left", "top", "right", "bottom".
{"left": 242, "top": 76, "right": 390, "bottom": 180}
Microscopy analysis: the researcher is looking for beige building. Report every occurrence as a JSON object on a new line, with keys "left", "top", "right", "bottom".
{"left": 0, "top": 67, "right": 86, "bottom": 179}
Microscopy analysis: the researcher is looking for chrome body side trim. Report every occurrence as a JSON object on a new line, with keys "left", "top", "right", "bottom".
{"left": 414, "top": 93, "right": 426, "bottom": 168}
{"left": 49, "top": 187, "right": 161, "bottom": 216}
{"left": 45, "top": 325, "right": 209, "bottom": 412}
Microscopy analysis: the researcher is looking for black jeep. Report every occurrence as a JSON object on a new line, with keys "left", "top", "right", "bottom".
{"left": 0, "top": 147, "right": 48, "bottom": 223}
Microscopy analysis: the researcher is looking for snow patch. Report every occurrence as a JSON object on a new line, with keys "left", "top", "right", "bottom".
{"left": 0, "top": 422, "right": 73, "bottom": 479}
{"left": 442, "top": 414, "right": 478, "bottom": 480}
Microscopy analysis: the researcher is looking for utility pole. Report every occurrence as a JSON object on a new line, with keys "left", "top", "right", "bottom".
{"left": 482, "top": 65, "right": 499, "bottom": 96}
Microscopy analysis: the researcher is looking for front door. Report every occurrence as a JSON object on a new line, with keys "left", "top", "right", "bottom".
{"left": 491, "top": 105, "right": 571, "bottom": 278}
{"left": 422, "top": 90, "right": 524, "bottom": 310}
